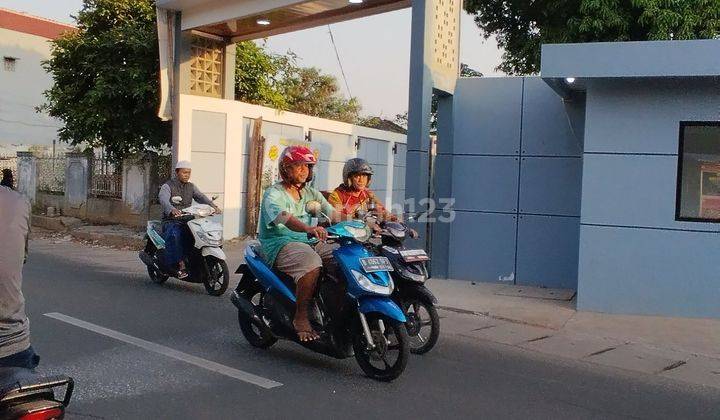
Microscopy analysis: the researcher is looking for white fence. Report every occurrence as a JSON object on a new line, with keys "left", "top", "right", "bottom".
{"left": 176, "top": 95, "right": 407, "bottom": 239}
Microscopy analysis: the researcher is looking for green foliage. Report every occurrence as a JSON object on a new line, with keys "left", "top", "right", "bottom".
{"left": 464, "top": 0, "right": 720, "bottom": 75}
{"left": 41, "top": 0, "right": 170, "bottom": 161}
{"left": 283, "top": 67, "right": 361, "bottom": 124}
{"left": 357, "top": 116, "right": 407, "bottom": 134}
{"left": 234, "top": 41, "right": 295, "bottom": 110}
{"left": 236, "top": 46, "right": 362, "bottom": 123}
{"left": 460, "top": 63, "right": 483, "bottom": 77}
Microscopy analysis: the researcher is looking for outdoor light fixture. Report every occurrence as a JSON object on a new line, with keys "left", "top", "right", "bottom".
{"left": 349, "top": 0, "right": 364, "bottom": 3}
{"left": 256, "top": 18, "right": 271, "bottom": 26}
{"left": 565, "top": 77, "right": 576, "bottom": 84}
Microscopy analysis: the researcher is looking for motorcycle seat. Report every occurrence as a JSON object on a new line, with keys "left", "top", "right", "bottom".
{"left": 249, "top": 242, "right": 267, "bottom": 263}
{"left": 272, "top": 269, "right": 296, "bottom": 293}
{"left": 248, "top": 242, "right": 296, "bottom": 294}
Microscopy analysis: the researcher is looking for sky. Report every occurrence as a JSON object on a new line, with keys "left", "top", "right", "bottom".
{"left": 0, "top": 0, "right": 504, "bottom": 118}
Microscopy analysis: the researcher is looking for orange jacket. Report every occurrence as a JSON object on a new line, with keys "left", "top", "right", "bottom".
{"left": 327, "top": 184, "right": 387, "bottom": 216}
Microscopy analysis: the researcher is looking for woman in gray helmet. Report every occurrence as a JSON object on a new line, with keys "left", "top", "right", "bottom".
{"left": 328, "top": 158, "right": 397, "bottom": 221}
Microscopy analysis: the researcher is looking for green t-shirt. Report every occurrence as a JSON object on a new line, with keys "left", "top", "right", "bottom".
{"left": 258, "top": 182, "right": 335, "bottom": 267}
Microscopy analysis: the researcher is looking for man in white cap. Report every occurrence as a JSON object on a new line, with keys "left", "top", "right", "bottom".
{"left": 158, "top": 160, "right": 221, "bottom": 278}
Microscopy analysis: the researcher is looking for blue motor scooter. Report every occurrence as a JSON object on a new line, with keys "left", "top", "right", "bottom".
{"left": 230, "top": 202, "right": 410, "bottom": 381}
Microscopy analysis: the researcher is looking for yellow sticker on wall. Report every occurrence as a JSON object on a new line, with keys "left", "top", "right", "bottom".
{"left": 313, "top": 149, "right": 320, "bottom": 161}
{"left": 269, "top": 145, "right": 279, "bottom": 161}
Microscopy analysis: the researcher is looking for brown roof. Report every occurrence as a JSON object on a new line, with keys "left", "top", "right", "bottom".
{"left": 0, "top": 7, "right": 75, "bottom": 40}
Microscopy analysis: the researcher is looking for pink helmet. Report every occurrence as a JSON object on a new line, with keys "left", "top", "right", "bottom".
{"left": 279, "top": 145, "right": 317, "bottom": 182}
{"left": 280, "top": 145, "right": 317, "bottom": 167}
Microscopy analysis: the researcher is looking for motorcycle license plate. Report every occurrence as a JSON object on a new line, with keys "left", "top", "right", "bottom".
{"left": 399, "top": 249, "right": 430, "bottom": 263}
{"left": 359, "top": 257, "right": 394, "bottom": 273}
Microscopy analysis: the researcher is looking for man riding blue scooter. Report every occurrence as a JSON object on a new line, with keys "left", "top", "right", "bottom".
{"left": 233, "top": 145, "right": 410, "bottom": 380}
{"left": 258, "top": 145, "right": 343, "bottom": 342}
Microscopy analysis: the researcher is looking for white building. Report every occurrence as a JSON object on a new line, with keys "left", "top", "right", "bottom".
{"left": 0, "top": 8, "right": 74, "bottom": 156}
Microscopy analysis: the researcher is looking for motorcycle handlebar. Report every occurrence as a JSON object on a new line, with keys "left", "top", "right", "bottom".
{"left": 173, "top": 214, "right": 195, "bottom": 222}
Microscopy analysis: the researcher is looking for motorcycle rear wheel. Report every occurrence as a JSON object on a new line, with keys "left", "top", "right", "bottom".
{"left": 147, "top": 265, "right": 169, "bottom": 284}
{"left": 353, "top": 314, "right": 409, "bottom": 382}
{"left": 238, "top": 289, "right": 277, "bottom": 349}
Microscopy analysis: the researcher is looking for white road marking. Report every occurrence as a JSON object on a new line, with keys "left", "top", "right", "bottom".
{"left": 44, "top": 312, "right": 282, "bottom": 389}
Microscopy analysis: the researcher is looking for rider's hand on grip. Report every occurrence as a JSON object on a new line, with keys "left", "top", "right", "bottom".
{"left": 306, "top": 225, "right": 328, "bottom": 242}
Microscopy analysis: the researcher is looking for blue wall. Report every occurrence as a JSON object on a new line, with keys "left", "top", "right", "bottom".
{"left": 577, "top": 78, "right": 720, "bottom": 318}
{"left": 434, "top": 77, "right": 584, "bottom": 289}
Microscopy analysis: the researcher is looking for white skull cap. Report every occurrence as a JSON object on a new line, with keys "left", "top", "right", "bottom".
{"left": 175, "top": 160, "right": 192, "bottom": 170}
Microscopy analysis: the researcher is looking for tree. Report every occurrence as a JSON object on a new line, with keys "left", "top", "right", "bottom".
{"left": 357, "top": 116, "right": 407, "bottom": 134}
{"left": 41, "top": 0, "right": 169, "bottom": 161}
{"left": 283, "top": 67, "right": 361, "bottom": 123}
{"left": 460, "top": 63, "right": 483, "bottom": 78}
{"left": 234, "top": 41, "right": 296, "bottom": 110}
{"left": 235, "top": 46, "right": 361, "bottom": 123}
{"left": 464, "top": 0, "right": 720, "bottom": 75}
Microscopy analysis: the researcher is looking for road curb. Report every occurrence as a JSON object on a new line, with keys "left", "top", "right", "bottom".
{"left": 437, "top": 305, "right": 565, "bottom": 330}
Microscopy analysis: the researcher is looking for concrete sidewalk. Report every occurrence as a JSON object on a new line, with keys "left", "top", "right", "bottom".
{"left": 32, "top": 215, "right": 146, "bottom": 249}
{"left": 430, "top": 279, "right": 720, "bottom": 389}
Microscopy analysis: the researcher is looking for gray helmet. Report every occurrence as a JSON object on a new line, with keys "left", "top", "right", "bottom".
{"left": 343, "top": 158, "right": 373, "bottom": 187}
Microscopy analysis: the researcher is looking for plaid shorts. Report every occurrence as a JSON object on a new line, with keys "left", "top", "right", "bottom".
{"left": 274, "top": 241, "right": 340, "bottom": 282}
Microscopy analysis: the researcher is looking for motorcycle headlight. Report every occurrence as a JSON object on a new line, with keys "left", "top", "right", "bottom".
{"left": 399, "top": 267, "right": 427, "bottom": 283}
{"left": 196, "top": 230, "right": 223, "bottom": 246}
{"left": 345, "top": 225, "right": 371, "bottom": 242}
{"left": 351, "top": 269, "right": 393, "bottom": 296}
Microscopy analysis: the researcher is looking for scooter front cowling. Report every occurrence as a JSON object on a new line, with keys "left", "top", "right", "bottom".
{"left": 334, "top": 242, "right": 395, "bottom": 299}
{"left": 201, "top": 247, "right": 226, "bottom": 260}
{"left": 358, "top": 296, "right": 406, "bottom": 323}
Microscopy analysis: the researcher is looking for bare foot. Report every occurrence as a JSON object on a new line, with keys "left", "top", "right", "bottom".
{"left": 293, "top": 318, "right": 319, "bottom": 342}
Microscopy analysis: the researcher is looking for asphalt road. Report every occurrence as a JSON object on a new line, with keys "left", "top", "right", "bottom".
{"left": 20, "top": 239, "right": 720, "bottom": 419}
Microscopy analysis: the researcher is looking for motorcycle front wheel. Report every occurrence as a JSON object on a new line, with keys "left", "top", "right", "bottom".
{"left": 203, "top": 257, "right": 229, "bottom": 296}
{"left": 402, "top": 298, "right": 440, "bottom": 355}
{"left": 353, "top": 314, "right": 409, "bottom": 382}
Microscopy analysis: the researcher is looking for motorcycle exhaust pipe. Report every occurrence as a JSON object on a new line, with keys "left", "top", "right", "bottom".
{"left": 230, "top": 291, "right": 273, "bottom": 336}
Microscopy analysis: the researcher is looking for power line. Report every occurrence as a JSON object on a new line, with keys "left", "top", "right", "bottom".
{"left": 327, "top": 25, "right": 353, "bottom": 99}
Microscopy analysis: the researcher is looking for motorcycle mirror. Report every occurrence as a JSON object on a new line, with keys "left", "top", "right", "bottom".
{"left": 305, "top": 200, "right": 322, "bottom": 216}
